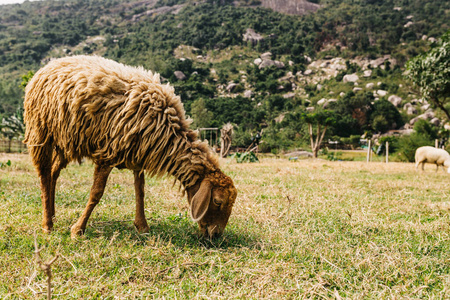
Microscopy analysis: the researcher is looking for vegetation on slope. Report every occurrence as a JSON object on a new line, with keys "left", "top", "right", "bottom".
{"left": 0, "top": 0, "right": 449, "bottom": 153}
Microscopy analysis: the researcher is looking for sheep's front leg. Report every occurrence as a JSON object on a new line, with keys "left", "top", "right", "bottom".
{"left": 71, "top": 164, "right": 112, "bottom": 238}
{"left": 133, "top": 170, "right": 149, "bottom": 233}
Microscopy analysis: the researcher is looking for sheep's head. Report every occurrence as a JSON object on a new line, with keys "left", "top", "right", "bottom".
{"left": 187, "top": 171, "right": 237, "bottom": 238}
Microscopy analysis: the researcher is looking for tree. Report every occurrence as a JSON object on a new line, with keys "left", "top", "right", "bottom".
{"left": 21, "top": 71, "right": 35, "bottom": 89}
{"left": 303, "top": 110, "right": 335, "bottom": 158}
{"left": 328, "top": 91, "right": 374, "bottom": 136}
{"left": 370, "top": 99, "right": 404, "bottom": 133}
{"left": 406, "top": 31, "right": 450, "bottom": 121}
{"left": 0, "top": 106, "right": 25, "bottom": 152}
{"left": 190, "top": 98, "right": 214, "bottom": 128}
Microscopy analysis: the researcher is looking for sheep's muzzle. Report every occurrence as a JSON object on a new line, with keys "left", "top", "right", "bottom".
{"left": 189, "top": 171, "right": 237, "bottom": 239}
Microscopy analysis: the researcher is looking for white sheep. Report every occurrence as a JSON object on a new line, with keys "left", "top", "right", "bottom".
{"left": 415, "top": 146, "right": 450, "bottom": 173}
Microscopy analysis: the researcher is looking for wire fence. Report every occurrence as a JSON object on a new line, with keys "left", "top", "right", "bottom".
{"left": 0, "top": 139, "right": 27, "bottom": 153}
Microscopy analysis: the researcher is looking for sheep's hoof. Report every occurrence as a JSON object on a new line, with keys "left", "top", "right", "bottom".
{"left": 134, "top": 222, "right": 150, "bottom": 234}
{"left": 42, "top": 227, "right": 52, "bottom": 234}
{"left": 42, "top": 222, "right": 53, "bottom": 233}
{"left": 70, "top": 225, "right": 85, "bottom": 239}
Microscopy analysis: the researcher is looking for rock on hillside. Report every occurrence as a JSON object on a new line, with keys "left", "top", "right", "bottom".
{"left": 260, "top": 0, "right": 320, "bottom": 15}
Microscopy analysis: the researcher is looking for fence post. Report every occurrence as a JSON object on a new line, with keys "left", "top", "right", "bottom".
{"left": 386, "top": 141, "right": 389, "bottom": 163}
{"left": 435, "top": 139, "right": 439, "bottom": 148}
{"left": 366, "top": 140, "right": 371, "bottom": 163}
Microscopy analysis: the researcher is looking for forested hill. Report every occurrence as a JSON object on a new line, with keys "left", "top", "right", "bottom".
{"left": 0, "top": 0, "right": 449, "bottom": 152}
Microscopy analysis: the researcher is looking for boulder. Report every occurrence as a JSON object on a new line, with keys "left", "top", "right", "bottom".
{"left": 274, "top": 60, "right": 285, "bottom": 68}
{"left": 283, "top": 92, "right": 296, "bottom": 99}
{"left": 244, "top": 90, "right": 254, "bottom": 98}
{"left": 306, "top": 107, "right": 315, "bottom": 112}
{"left": 404, "top": 21, "right": 414, "bottom": 28}
{"left": 430, "top": 118, "right": 440, "bottom": 126}
{"left": 414, "top": 111, "right": 435, "bottom": 122}
{"left": 366, "top": 82, "right": 374, "bottom": 89}
{"left": 254, "top": 58, "right": 262, "bottom": 65}
{"left": 409, "top": 117, "right": 419, "bottom": 125}
{"left": 261, "top": 52, "right": 272, "bottom": 60}
{"left": 279, "top": 72, "right": 295, "bottom": 83}
{"left": 259, "top": 59, "right": 276, "bottom": 69}
{"left": 353, "top": 87, "right": 363, "bottom": 92}
{"left": 304, "top": 69, "right": 313, "bottom": 76}
{"left": 324, "top": 99, "right": 337, "bottom": 108}
{"left": 403, "top": 103, "right": 417, "bottom": 115}
{"left": 377, "top": 90, "right": 388, "bottom": 97}
{"left": 174, "top": 71, "right": 186, "bottom": 81}
{"left": 259, "top": 59, "right": 284, "bottom": 69}
{"left": 226, "top": 83, "right": 238, "bottom": 92}
{"left": 343, "top": 74, "right": 359, "bottom": 83}
{"left": 363, "top": 70, "right": 372, "bottom": 77}
{"left": 317, "top": 98, "right": 327, "bottom": 105}
{"left": 388, "top": 95, "right": 402, "bottom": 107}
{"left": 421, "top": 104, "right": 430, "bottom": 111}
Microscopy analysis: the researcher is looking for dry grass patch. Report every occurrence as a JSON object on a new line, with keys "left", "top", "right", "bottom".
{"left": 0, "top": 154, "right": 449, "bottom": 298}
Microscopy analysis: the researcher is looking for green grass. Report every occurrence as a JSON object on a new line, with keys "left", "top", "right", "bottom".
{"left": 1, "top": 153, "right": 449, "bottom": 298}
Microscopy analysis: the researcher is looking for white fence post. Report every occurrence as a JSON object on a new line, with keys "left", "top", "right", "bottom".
{"left": 366, "top": 140, "right": 371, "bottom": 163}
{"left": 386, "top": 141, "right": 389, "bottom": 163}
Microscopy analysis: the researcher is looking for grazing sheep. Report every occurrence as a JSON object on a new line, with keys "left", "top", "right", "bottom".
{"left": 415, "top": 146, "right": 450, "bottom": 173}
{"left": 24, "top": 55, "right": 237, "bottom": 239}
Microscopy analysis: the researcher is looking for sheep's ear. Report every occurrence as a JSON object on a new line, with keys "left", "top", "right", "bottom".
{"left": 190, "top": 179, "right": 211, "bottom": 222}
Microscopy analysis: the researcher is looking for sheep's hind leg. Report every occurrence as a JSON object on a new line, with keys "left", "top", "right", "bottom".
{"left": 49, "top": 152, "right": 68, "bottom": 221}
{"left": 71, "top": 164, "right": 112, "bottom": 238}
{"left": 133, "top": 170, "right": 149, "bottom": 233}
{"left": 30, "top": 144, "right": 54, "bottom": 233}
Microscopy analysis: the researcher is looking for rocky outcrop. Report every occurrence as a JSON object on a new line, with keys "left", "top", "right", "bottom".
{"left": 131, "top": 4, "right": 184, "bottom": 22}
{"left": 253, "top": 52, "right": 285, "bottom": 69}
{"left": 260, "top": 0, "right": 320, "bottom": 16}
{"left": 243, "top": 28, "right": 264, "bottom": 45}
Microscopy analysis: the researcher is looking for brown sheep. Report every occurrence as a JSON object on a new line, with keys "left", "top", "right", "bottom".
{"left": 24, "top": 55, "right": 237, "bottom": 239}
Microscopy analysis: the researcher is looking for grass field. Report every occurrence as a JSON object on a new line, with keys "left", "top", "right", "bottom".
{"left": 0, "top": 153, "right": 449, "bottom": 299}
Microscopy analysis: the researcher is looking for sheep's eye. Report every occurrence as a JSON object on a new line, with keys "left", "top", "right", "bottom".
{"left": 213, "top": 198, "right": 222, "bottom": 206}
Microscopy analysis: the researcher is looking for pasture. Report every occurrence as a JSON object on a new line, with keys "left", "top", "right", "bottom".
{"left": 0, "top": 153, "right": 449, "bottom": 299}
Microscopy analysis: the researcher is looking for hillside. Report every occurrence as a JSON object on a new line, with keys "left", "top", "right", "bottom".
{"left": 259, "top": 0, "right": 320, "bottom": 15}
{"left": 0, "top": 0, "right": 449, "bottom": 154}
